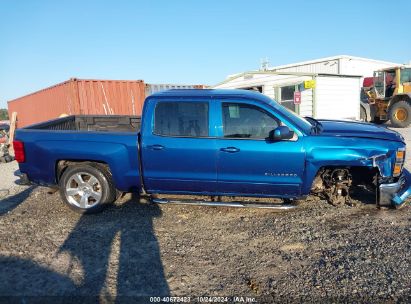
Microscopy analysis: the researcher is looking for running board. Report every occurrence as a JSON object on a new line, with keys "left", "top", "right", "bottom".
{"left": 151, "top": 198, "right": 297, "bottom": 210}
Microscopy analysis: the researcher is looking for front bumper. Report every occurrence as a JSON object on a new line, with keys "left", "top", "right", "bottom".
{"left": 379, "top": 169, "right": 411, "bottom": 208}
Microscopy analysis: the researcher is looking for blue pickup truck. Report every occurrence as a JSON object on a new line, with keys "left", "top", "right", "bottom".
{"left": 13, "top": 89, "right": 411, "bottom": 213}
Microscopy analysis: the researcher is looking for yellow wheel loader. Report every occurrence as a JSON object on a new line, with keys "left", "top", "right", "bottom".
{"left": 366, "top": 66, "right": 411, "bottom": 128}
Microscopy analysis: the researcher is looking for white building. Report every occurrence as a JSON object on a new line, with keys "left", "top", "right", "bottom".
{"left": 266, "top": 55, "right": 399, "bottom": 77}
{"left": 214, "top": 55, "right": 401, "bottom": 120}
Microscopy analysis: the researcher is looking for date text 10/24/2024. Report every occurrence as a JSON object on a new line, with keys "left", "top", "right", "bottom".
{"left": 149, "top": 296, "right": 257, "bottom": 303}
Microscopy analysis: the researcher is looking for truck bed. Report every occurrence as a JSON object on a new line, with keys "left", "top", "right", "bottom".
{"left": 16, "top": 115, "right": 142, "bottom": 192}
{"left": 25, "top": 115, "right": 141, "bottom": 133}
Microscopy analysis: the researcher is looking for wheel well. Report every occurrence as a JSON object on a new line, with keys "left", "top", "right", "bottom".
{"left": 390, "top": 94, "right": 411, "bottom": 105}
{"left": 311, "top": 166, "right": 379, "bottom": 190}
{"left": 56, "top": 160, "right": 111, "bottom": 183}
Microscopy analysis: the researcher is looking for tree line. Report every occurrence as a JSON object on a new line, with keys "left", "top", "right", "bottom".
{"left": 0, "top": 109, "right": 9, "bottom": 120}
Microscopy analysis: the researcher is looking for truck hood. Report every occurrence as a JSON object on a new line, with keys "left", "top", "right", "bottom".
{"left": 318, "top": 119, "right": 405, "bottom": 143}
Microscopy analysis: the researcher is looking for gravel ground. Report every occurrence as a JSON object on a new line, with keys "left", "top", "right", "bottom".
{"left": 0, "top": 127, "right": 410, "bottom": 302}
{"left": 0, "top": 161, "right": 27, "bottom": 201}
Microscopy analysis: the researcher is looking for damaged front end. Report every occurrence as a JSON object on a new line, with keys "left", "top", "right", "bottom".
{"left": 311, "top": 147, "right": 411, "bottom": 208}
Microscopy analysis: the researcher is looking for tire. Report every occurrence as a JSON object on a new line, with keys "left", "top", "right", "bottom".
{"left": 59, "top": 163, "right": 116, "bottom": 214}
{"left": 389, "top": 100, "right": 411, "bottom": 128}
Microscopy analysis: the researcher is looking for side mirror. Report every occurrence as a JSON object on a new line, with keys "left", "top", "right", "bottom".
{"left": 269, "top": 126, "right": 294, "bottom": 141}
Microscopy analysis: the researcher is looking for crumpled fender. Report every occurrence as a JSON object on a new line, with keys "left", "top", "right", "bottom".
{"left": 307, "top": 147, "right": 394, "bottom": 175}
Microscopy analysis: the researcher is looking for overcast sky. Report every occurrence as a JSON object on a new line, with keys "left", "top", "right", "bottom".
{"left": 1, "top": 0, "right": 411, "bottom": 108}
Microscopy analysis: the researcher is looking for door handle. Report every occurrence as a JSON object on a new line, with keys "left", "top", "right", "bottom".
{"left": 149, "top": 144, "right": 165, "bottom": 150}
{"left": 220, "top": 147, "right": 240, "bottom": 153}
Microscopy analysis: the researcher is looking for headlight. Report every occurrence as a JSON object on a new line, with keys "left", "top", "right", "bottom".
{"left": 393, "top": 148, "right": 406, "bottom": 177}
{"left": 396, "top": 150, "right": 405, "bottom": 160}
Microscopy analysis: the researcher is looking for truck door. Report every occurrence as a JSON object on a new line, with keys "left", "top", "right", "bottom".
{"left": 216, "top": 100, "right": 305, "bottom": 196}
{"left": 141, "top": 99, "right": 217, "bottom": 193}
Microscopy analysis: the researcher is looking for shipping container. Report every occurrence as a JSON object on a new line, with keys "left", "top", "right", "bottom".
{"left": 8, "top": 79, "right": 207, "bottom": 128}
{"left": 8, "top": 79, "right": 145, "bottom": 128}
{"left": 145, "top": 83, "right": 206, "bottom": 96}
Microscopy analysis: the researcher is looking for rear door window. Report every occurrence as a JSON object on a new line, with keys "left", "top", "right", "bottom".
{"left": 154, "top": 102, "right": 209, "bottom": 137}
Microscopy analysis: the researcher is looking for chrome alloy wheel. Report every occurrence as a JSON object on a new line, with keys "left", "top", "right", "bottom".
{"left": 65, "top": 172, "right": 102, "bottom": 209}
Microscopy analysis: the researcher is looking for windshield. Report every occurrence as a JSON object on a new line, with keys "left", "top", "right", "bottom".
{"left": 400, "top": 68, "right": 411, "bottom": 84}
{"left": 266, "top": 99, "right": 313, "bottom": 134}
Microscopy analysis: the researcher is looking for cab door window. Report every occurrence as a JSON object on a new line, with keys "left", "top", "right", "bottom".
{"left": 222, "top": 103, "right": 279, "bottom": 139}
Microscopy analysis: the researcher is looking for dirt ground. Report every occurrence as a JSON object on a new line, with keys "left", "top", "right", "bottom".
{"left": 0, "top": 127, "right": 410, "bottom": 303}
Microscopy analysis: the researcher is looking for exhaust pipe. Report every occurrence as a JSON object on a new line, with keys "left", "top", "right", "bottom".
{"left": 151, "top": 198, "right": 297, "bottom": 210}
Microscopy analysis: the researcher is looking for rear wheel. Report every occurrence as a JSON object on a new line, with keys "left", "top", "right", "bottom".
{"left": 59, "top": 164, "right": 116, "bottom": 214}
{"left": 389, "top": 100, "right": 411, "bottom": 128}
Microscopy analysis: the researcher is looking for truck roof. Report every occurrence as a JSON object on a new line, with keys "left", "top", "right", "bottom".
{"left": 149, "top": 89, "right": 269, "bottom": 100}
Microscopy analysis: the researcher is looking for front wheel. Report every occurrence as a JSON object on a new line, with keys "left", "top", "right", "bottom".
{"left": 389, "top": 100, "right": 411, "bottom": 128}
{"left": 59, "top": 164, "right": 116, "bottom": 214}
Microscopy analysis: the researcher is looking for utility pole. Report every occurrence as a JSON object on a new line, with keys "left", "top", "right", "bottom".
{"left": 260, "top": 57, "right": 270, "bottom": 71}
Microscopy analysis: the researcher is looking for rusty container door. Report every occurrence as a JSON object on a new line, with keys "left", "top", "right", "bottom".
{"left": 76, "top": 79, "right": 145, "bottom": 116}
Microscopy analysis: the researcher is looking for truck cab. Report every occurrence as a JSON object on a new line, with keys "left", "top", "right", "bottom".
{"left": 140, "top": 90, "right": 308, "bottom": 197}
